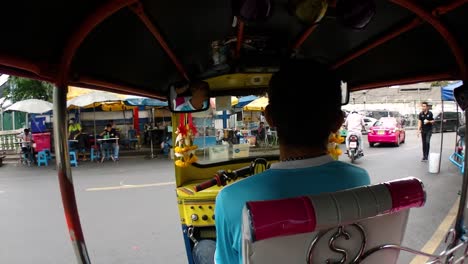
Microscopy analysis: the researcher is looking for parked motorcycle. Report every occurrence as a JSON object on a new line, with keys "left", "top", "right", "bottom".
{"left": 347, "top": 132, "right": 363, "bottom": 163}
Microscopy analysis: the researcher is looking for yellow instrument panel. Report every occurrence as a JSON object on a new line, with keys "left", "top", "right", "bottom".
{"left": 175, "top": 158, "right": 274, "bottom": 227}
{"left": 176, "top": 180, "right": 239, "bottom": 226}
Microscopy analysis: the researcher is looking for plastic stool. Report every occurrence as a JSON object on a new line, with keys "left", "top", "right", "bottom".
{"left": 37, "top": 151, "right": 48, "bottom": 166}
{"left": 70, "top": 151, "right": 78, "bottom": 167}
{"left": 90, "top": 146, "right": 101, "bottom": 162}
{"left": 43, "top": 149, "right": 52, "bottom": 160}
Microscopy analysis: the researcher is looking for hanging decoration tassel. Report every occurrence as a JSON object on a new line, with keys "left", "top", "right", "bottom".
{"left": 328, "top": 131, "right": 344, "bottom": 160}
{"left": 174, "top": 113, "right": 199, "bottom": 167}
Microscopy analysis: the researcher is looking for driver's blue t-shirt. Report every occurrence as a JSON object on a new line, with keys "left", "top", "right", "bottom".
{"left": 214, "top": 155, "right": 370, "bottom": 264}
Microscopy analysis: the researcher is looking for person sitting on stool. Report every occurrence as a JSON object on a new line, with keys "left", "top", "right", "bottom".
{"left": 256, "top": 121, "right": 266, "bottom": 145}
{"left": 17, "top": 128, "right": 35, "bottom": 164}
{"left": 68, "top": 117, "right": 88, "bottom": 161}
{"left": 99, "top": 123, "right": 120, "bottom": 162}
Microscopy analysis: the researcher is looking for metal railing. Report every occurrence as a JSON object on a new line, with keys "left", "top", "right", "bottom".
{"left": 0, "top": 129, "right": 23, "bottom": 152}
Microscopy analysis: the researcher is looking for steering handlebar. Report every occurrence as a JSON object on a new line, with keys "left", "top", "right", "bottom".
{"left": 193, "top": 158, "right": 269, "bottom": 192}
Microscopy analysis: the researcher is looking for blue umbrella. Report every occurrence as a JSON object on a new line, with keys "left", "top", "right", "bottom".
{"left": 441, "top": 81, "right": 463, "bottom": 101}
{"left": 124, "top": 96, "right": 168, "bottom": 107}
{"left": 233, "top": 95, "right": 259, "bottom": 108}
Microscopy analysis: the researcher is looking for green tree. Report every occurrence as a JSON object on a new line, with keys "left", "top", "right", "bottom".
{"left": 2, "top": 76, "right": 54, "bottom": 103}
{"left": 431, "top": 81, "right": 449, "bottom": 87}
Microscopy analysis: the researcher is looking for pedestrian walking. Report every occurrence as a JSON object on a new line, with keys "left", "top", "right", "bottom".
{"left": 418, "top": 101, "right": 434, "bottom": 161}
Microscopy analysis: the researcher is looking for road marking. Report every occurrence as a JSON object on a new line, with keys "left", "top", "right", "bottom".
{"left": 410, "top": 197, "right": 460, "bottom": 264}
{"left": 86, "top": 181, "right": 175, "bottom": 191}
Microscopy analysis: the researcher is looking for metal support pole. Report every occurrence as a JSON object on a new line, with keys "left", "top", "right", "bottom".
{"left": 438, "top": 100, "right": 444, "bottom": 173}
{"left": 53, "top": 86, "right": 91, "bottom": 264}
{"left": 145, "top": 129, "right": 157, "bottom": 159}
{"left": 145, "top": 107, "right": 156, "bottom": 159}
{"left": 0, "top": 108, "right": 3, "bottom": 131}
{"left": 93, "top": 105, "right": 97, "bottom": 148}
{"left": 455, "top": 103, "right": 459, "bottom": 149}
{"left": 446, "top": 109, "right": 468, "bottom": 261}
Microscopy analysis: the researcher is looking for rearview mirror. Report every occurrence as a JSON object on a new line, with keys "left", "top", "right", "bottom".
{"left": 168, "top": 80, "right": 211, "bottom": 113}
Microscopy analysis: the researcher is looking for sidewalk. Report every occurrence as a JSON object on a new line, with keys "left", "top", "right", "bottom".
{"left": 118, "top": 145, "right": 163, "bottom": 157}
{"left": 1, "top": 145, "right": 165, "bottom": 165}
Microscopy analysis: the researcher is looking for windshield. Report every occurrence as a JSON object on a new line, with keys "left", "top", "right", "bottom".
{"left": 374, "top": 118, "right": 397, "bottom": 127}
{"left": 179, "top": 105, "right": 280, "bottom": 165}
{"left": 365, "top": 110, "right": 402, "bottom": 120}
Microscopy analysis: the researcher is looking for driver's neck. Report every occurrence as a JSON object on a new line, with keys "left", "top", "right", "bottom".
{"left": 279, "top": 144, "right": 328, "bottom": 161}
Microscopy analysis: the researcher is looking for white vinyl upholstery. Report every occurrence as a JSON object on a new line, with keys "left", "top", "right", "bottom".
{"left": 242, "top": 177, "right": 425, "bottom": 264}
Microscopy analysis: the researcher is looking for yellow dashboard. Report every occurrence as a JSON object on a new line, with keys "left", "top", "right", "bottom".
{"left": 176, "top": 179, "right": 241, "bottom": 226}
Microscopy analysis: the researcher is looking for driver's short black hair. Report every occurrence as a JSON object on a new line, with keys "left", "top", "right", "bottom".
{"left": 268, "top": 58, "right": 342, "bottom": 147}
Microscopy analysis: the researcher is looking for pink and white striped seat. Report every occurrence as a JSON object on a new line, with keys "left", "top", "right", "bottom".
{"left": 241, "top": 177, "right": 426, "bottom": 264}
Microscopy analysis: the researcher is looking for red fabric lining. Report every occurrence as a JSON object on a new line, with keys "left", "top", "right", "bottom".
{"left": 247, "top": 196, "right": 316, "bottom": 242}
{"left": 385, "top": 177, "right": 426, "bottom": 213}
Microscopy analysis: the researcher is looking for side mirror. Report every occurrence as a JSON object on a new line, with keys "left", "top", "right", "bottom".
{"left": 168, "top": 80, "right": 211, "bottom": 113}
{"left": 341, "top": 81, "right": 350, "bottom": 105}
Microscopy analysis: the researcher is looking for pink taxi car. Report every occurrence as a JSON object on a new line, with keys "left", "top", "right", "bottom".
{"left": 368, "top": 117, "right": 406, "bottom": 147}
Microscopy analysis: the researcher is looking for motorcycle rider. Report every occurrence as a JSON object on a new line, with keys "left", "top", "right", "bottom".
{"left": 344, "top": 110, "right": 366, "bottom": 155}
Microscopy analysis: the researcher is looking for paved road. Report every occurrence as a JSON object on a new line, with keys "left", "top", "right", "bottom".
{"left": 0, "top": 157, "right": 185, "bottom": 264}
{"left": 0, "top": 130, "right": 464, "bottom": 264}
{"left": 340, "top": 131, "right": 463, "bottom": 264}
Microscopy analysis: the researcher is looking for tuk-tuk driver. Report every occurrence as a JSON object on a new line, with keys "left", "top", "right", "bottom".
{"left": 208, "top": 59, "right": 371, "bottom": 264}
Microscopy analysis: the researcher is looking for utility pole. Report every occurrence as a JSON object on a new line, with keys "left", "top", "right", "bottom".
{"left": 363, "top": 92, "right": 367, "bottom": 111}
{"left": 414, "top": 100, "right": 417, "bottom": 116}
{"left": 417, "top": 87, "right": 420, "bottom": 103}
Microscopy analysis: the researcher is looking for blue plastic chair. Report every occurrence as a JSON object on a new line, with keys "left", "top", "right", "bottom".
{"left": 37, "top": 151, "right": 48, "bottom": 166}
{"left": 128, "top": 129, "right": 139, "bottom": 149}
{"left": 43, "top": 149, "right": 52, "bottom": 160}
{"left": 90, "top": 145, "right": 101, "bottom": 162}
{"left": 70, "top": 151, "right": 78, "bottom": 167}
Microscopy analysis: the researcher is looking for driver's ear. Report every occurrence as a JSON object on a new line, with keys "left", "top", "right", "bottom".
{"left": 265, "top": 104, "right": 275, "bottom": 127}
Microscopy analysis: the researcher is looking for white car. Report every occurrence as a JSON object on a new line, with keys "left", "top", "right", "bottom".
{"left": 362, "top": 117, "right": 377, "bottom": 134}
